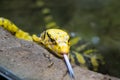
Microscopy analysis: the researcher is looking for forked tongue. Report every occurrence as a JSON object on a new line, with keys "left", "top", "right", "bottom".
{"left": 63, "top": 54, "right": 75, "bottom": 80}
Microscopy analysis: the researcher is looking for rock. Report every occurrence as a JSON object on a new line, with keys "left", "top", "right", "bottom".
{"left": 0, "top": 27, "right": 119, "bottom": 80}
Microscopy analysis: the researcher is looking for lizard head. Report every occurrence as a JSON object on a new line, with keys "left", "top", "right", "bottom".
{"left": 40, "top": 29, "right": 70, "bottom": 58}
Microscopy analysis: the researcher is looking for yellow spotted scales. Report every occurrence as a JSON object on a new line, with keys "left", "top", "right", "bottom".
{"left": 0, "top": 17, "right": 75, "bottom": 79}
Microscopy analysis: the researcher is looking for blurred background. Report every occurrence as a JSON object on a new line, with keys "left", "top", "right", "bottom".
{"left": 0, "top": 0, "right": 120, "bottom": 78}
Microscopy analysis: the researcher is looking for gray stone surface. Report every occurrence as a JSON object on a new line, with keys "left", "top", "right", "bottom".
{"left": 0, "top": 27, "right": 119, "bottom": 80}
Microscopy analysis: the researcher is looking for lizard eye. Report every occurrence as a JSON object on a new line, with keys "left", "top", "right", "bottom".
{"left": 47, "top": 32, "right": 57, "bottom": 45}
